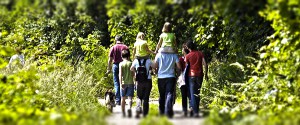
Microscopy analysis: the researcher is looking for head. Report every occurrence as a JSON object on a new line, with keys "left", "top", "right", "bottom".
{"left": 186, "top": 40, "right": 196, "bottom": 51}
{"left": 115, "top": 35, "right": 123, "bottom": 42}
{"left": 15, "top": 47, "right": 22, "bottom": 54}
{"left": 121, "top": 49, "right": 130, "bottom": 59}
{"left": 136, "top": 32, "right": 145, "bottom": 40}
{"left": 181, "top": 43, "right": 189, "bottom": 55}
{"left": 162, "top": 22, "right": 172, "bottom": 33}
{"left": 182, "top": 48, "right": 190, "bottom": 56}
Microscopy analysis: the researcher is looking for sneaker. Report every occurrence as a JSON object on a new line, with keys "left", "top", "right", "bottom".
{"left": 189, "top": 108, "right": 194, "bottom": 117}
{"left": 127, "top": 109, "right": 132, "bottom": 118}
{"left": 122, "top": 111, "right": 126, "bottom": 117}
{"left": 135, "top": 107, "right": 142, "bottom": 118}
{"left": 135, "top": 112, "right": 140, "bottom": 118}
{"left": 183, "top": 111, "right": 188, "bottom": 117}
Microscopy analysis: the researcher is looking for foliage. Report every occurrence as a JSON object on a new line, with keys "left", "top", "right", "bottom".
{"left": 0, "top": 46, "right": 109, "bottom": 124}
{"left": 1, "top": 0, "right": 299, "bottom": 124}
{"left": 204, "top": 0, "right": 300, "bottom": 124}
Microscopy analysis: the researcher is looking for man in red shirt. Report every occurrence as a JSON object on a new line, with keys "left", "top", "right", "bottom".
{"left": 106, "top": 35, "right": 129, "bottom": 105}
{"left": 184, "top": 41, "right": 208, "bottom": 117}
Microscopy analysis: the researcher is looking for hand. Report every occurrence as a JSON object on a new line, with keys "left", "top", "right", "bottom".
{"left": 105, "top": 70, "right": 111, "bottom": 76}
{"left": 121, "top": 84, "right": 125, "bottom": 89}
{"left": 205, "top": 74, "right": 208, "bottom": 81}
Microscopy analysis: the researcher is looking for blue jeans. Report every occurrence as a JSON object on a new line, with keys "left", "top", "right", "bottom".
{"left": 113, "top": 63, "right": 121, "bottom": 104}
{"left": 188, "top": 76, "right": 203, "bottom": 115}
{"left": 158, "top": 77, "right": 176, "bottom": 118}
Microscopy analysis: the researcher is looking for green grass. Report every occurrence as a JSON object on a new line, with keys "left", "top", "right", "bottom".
{"left": 0, "top": 60, "right": 110, "bottom": 125}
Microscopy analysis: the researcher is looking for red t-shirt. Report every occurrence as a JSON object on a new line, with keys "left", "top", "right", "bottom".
{"left": 109, "top": 43, "right": 128, "bottom": 63}
{"left": 185, "top": 50, "right": 204, "bottom": 77}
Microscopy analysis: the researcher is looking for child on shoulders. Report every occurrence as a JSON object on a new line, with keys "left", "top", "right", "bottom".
{"left": 155, "top": 22, "right": 177, "bottom": 54}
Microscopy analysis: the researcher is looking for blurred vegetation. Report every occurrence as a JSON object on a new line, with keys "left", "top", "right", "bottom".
{"left": 0, "top": 0, "right": 299, "bottom": 124}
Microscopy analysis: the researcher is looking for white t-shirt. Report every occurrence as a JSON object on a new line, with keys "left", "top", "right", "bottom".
{"left": 7, "top": 54, "right": 25, "bottom": 68}
{"left": 131, "top": 58, "right": 152, "bottom": 80}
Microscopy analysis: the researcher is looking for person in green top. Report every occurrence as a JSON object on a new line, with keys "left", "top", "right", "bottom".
{"left": 133, "top": 32, "right": 155, "bottom": 59}
{"left": 119, "top": 49, "right": 135, "bottom": 118}
{"left": 155, "top": 22, "right": 178, "bottom": 54}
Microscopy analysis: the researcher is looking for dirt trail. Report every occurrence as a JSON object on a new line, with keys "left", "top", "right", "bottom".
{"left": 99, "top": 99, "right": 205, "bottom": 125}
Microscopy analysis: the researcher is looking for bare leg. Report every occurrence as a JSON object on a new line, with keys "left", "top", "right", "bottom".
{"left": 128, "top": 97, "right": 133, "bottom": 109}
{"left": 127, "top": 96, "right": 133, "bottom": 117}
{"left": 121, "top": 97, "right": 126, "bottom": 117}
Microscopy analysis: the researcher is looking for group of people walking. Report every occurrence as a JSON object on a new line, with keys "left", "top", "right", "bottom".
{"left": 106, "top": 22, "right": 208, "bottom": 118}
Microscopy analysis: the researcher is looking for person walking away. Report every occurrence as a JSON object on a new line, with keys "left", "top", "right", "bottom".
{"left": 131, "top": 55, "right": 153, "bottom": 118}
{"left": 133, "top": 32, "right": 155, "bottom": 59}
{"left": 155, "top": 22, "right": 178, "bottom": 54}
{"left": 106, "top": 35, "right": 129, "bottom": 106}
{"left": 178, "top": 45, "right": 191, "bottom": 117}
{"left": 119, "top": 49, "right": 135, "bottom": 117}
{"left": 7, "top": 47, "right": 25, "bottom": 69}
{"left": 184, "top": 41, "right": 208, "bottom": 117}
{"left": 153, "top": 52, "right": 181, "bottom": 118}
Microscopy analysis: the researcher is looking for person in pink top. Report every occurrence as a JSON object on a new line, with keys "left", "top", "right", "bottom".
{"left": 184, "top": 40, "right": 208, "bottom": 117}
{"left": 106, "top": 35, "right": 129, "bottom": 105}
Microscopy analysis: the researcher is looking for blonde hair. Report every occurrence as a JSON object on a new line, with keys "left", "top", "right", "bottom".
{"left": 136, "top": 32, "right": 145, "bottom": 40}
{"left": 162, "top": 22, "right": 172, "bottom": 33}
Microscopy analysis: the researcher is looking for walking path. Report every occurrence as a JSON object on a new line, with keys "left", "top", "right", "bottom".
{"left": 99, "top": 99, "right": 205, "bottom": 125}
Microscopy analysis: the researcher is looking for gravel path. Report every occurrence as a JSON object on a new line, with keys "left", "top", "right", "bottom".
{"left": 99, "top": 99, "right": 205, "bottom": 125}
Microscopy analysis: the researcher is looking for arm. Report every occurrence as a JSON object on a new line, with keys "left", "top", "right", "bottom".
{"left": 152, "top": 58, "right": 159, "bottom": 74}
{"left": 175, "top": 61, "right": 181, "bottom": 77}
{"left": 106, "top": 56, "right": 113, "bottom": 75}
{"left": 6, "top": 56, "right": 14, "bottom": 69}
{"left": 145, "top": 45, "right": 155, "bottom": 55}
{"left": 152, "top": 59, "right": 158, "bottom": 69}
{"left": 131, "top": 70, "right": 135, "bottom": 85}
{"left": 155, "top": 37, "right": 163, "bottom": 53}
{"left": 20, "top": 54, "right": 25, "bottom": 66}
{"left": 130, "top": 63, "right": 136, "bottom": 79}
{"left": 119, "top": 65, "right": 123, "bottom": 88}
{"left": 174, "top": 37, "right": 178, "bottom": 53}
{"left": 132, "top": 47, "right": 136, "bottom": 59}
{"left": 202, "top": 57, "right": 208, "bottom": 81}
{"left": 130, "top": 63, "right": 137, "bottom": 89}
{"left": 130, "top": 64, "right": 136, "bottom": 72}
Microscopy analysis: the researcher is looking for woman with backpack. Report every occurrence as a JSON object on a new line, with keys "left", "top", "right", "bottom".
{"left": 130, "top": 32, "right": 155, "bottom": 118}
{"left": 130, "top": 56, "right": 153, "bottom": 118}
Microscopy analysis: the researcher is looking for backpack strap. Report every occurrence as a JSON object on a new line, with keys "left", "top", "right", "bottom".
{"left": 142, "top": 59, "right": 146, "bottom": 67}
{"left": 137, "top": 59, "right": 142, "bottom": 66}
{"left": 143, "top": 59, "right": 149, "bottom": 77}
